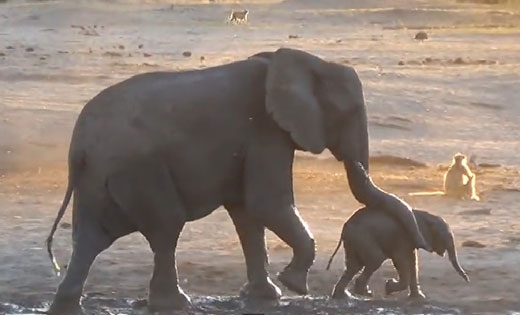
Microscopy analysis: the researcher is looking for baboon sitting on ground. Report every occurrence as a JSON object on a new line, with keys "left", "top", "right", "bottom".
{"left": 444, "top": 153, "right": 479, "bottom": 200}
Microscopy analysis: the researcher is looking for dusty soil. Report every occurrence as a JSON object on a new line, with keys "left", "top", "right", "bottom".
{"left": 1, "top": 0, "right": 519, "bottom": 314}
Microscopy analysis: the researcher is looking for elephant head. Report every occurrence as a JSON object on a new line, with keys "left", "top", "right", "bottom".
{"left": 262, "top": 50, "right": 433, "bottom": 252}
{"left": 263, "top": 48, "right": 369, "bottom": 170}
{"left": 418, "top": 210, "right": 470, "bottom": 282}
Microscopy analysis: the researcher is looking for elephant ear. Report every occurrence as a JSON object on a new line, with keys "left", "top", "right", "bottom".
{"left": 265, "top": 48, "right": 326, "bottom": 154}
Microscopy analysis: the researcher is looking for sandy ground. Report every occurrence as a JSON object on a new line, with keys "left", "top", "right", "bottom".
{"left": 1, "top": 0, "right": 520, "bottom": 314}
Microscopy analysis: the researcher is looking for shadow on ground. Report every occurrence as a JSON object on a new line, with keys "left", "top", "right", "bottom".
{"left": 1, "top": 295, "right": 461, "bottom": 315}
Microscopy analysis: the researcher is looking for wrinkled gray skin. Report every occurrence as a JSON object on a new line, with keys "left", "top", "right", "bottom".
{"left": 327, "top": 207, "right": 470, "bottom": 300}
{"left": 45, "top": 48, "right": 428, "bottom": 314}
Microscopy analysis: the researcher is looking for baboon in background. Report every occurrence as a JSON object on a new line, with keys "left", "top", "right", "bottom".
{"left": 229, "top": 9, "right": 248, "bottom": 24}
{"left": 444, "top": 153, "right": 479, "bottom": 200}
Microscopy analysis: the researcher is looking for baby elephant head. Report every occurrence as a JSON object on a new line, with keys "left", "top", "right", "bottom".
{"left": 420, "top": 211, "right": 470, "bottom": 282}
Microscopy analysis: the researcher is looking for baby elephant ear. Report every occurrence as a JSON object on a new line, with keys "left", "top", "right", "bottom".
{"left": 265, "top": 48, "right": 326, "bottom": 154}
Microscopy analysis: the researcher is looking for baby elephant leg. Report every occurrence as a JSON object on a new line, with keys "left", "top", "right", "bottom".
{"left": 386, "top": 250, "right": 423, "bottom": 298}
{"left": 352, "top": 237, "right": 386, "bottom": 297}
{"left": 407, "top": 250, "right": 426, "bottom": 299}
{"left": 353, "top": 265, "right": 379, "bottom": 297}
{"left": 331, "top": 247, "right": 362, "bottom": 299}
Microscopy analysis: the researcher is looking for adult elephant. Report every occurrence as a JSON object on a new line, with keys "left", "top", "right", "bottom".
{"left": 46, "top": 48, "right": 428, "bottom": 314}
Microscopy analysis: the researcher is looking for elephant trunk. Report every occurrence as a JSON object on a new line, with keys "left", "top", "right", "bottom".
{"left": 336, "top": 102, "right": 430, "bottom": 252}
{"left": 358, "top": 107, "right": 370, "bottom": 172}
{"left": 343, "top": 161, "right": 431, "bottom": 252}
{"left": 447, "top": 241, "right": 470, "bottom": 282}
{"left": 343, "top": 160, "right": 376, "bottom": 205}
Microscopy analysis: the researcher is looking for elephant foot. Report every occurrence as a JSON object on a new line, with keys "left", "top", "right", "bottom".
{"left": 353, "top": 282, "right": 373, "bottom": 297}
{"left": 47, "top": 294, "right": 82, "bottom": 315}
{"left": 239, "top": 278, "right": 282, "bottom": 300}
{"left": 148, "top": 286, "right": 191, "bottom": 312}
{"left": 408, "top": 290, "right": 426, "bottom": 300}
{"left": 277, "top": 266, "right": 309, "bottom": 295}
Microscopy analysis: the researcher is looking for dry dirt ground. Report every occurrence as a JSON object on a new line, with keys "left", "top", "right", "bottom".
{"left": 1, "top": 0, "right": 519, "bottom": 314}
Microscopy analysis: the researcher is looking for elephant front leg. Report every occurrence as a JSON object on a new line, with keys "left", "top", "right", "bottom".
{"left": 261, "top": 205, "right": 315, "bottom": 295}
{"left": 385, "top": 251, "right": 413, "bottom": 296}
{"left": 245, "top": 135, "right": 315, "bottom": 295}
{"left": 227, "top": 207, "right": 281, "bottom": 300}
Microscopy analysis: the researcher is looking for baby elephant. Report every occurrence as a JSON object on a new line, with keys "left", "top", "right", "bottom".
{"left": 327, "top": 207, "right": 470, "bottom": 299}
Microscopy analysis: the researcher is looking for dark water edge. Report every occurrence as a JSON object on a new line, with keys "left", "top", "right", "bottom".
{"left": 0, "top": 295, "right": 463, "bottom": 315}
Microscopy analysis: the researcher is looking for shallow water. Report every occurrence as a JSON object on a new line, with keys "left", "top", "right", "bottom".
{"left": 0, "top": 295, "right": 463, "bottom": 315}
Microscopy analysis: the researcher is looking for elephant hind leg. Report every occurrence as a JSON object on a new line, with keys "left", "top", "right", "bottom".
{"left": 351, "top": 232, "right": 385, "bottom": 297}
{"left": 107, "top": 159, "right": 190, "bottom": 311}
{"left": 331, "top": 247, "right": 362, "bottom": 299}
{"left": 48, "top": 201, "right": 114, "bottom": 315}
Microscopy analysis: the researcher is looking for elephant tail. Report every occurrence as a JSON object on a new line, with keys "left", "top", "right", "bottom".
{"left": 45, "top": 150, "right": 84, "bottom": 276}
{"left": 326, "top": 236, "right": 343, "bottom": 270}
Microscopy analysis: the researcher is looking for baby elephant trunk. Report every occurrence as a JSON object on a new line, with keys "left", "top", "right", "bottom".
{"left": 447, "top": 243, "right": 470, "bottom": 282}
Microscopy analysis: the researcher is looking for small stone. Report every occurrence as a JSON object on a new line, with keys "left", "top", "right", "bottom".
{"left": 104, "top": 51, "right": 122, "bottom": 57}
{"left": 118, "top": 44, "right": 125, "bottom": 50}
{"left": 182, "top": 51, "right": 192, "bottom": 57}
{"left": 0, "top": 52, "right": 5, "bottom": 57}
{"left": 288, "top": 34, "right": 300, "bottom": 39}
{"left": 398, "top": 60, "right": 405, "bottom": 66}
{"left": 25, "top": 47, "right": 34, "bottom": 52}
{"left": 143, "top": 52, "right": 152, "bottom": 57}
{"left": 40, "top": 56, "right": 46, "bottom": 60}
{"left": 461, "top": 240, "right": 486, "bottom": 248}
{"left": 454, "top": 57, "right": 465, "bottom": 64}
{"left": 414, "top": 31, "right": 428, "bottom": 40}
{"left": 138, "top": 44, "right": 144, "bottom": 49}
{"left": 6, "top": 45, "right": 14, "bottom": 49}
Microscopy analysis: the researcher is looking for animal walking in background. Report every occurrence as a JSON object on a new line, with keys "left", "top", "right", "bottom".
{"left": 327, "top": 205, "right": 469, "bottom": 300}
{"left": 229, "top": 9, "right": 248, "bottom": 24}
{"left": 444, "top": 153, "right": 479, "bottom": 200}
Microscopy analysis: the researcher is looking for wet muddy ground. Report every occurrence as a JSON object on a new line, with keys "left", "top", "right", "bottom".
{"left": 1, "top": 295, "right": 464, "bottom": 315}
